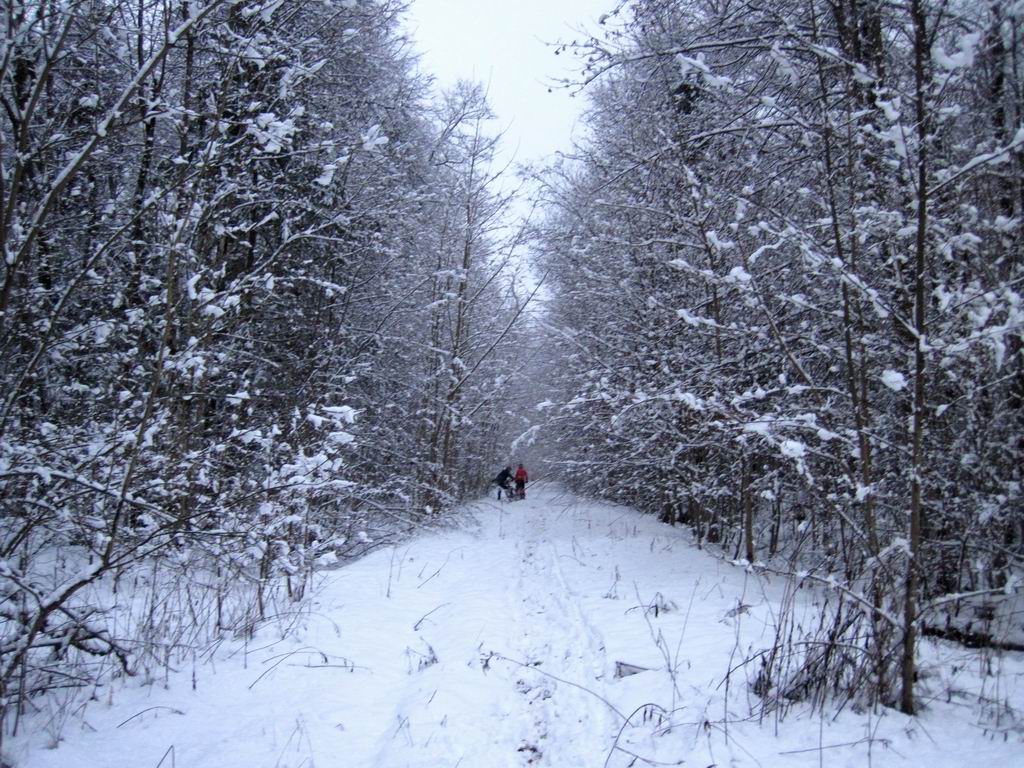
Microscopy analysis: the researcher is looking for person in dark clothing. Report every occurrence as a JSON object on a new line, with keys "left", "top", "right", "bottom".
{"left": 514, "top": 464, "right": 528, "bottom": 500}
{"left": 493, "top": 466, "right": 513, "bottom": 500}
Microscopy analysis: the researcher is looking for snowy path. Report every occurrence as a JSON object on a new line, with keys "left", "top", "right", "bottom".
{"left": 14, "top": 486, "right": 1024, "bottom": 767}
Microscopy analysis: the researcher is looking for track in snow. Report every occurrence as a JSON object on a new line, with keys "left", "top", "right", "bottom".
{"left": 502, "top": 501, "right": 614, "bottom": 765}
{"left": 366, "top": 487, "right": 620, "bottom": 767}
{"left": 17, "top": 484, "right": 1016, "bottom": 768}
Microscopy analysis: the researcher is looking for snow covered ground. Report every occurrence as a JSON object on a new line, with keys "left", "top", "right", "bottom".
{"left": 11, "top": 485, "right": 1024, "bottom": 767}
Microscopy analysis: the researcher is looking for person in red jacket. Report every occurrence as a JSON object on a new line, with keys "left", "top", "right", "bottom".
{"left": 514, "top": 463, "right": 528, "bottom": 500}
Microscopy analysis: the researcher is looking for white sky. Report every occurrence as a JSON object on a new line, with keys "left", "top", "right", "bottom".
{"left": 404, "top": 0, "right": 610, "bottom": 167}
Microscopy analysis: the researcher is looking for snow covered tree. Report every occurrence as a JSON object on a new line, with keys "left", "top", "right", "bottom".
{"left": 537, "top": 0, "right": 1024, "bottom": 714}
{"left": 0, "top": 0, "right": 534, "bottom": 737}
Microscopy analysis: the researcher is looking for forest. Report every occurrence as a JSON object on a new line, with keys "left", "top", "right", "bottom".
{"left": 1, "top": 0, "right": 1022, "bottom": 753}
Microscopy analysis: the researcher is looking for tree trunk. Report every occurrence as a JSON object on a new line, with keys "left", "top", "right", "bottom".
{"left": 902, "top": 0, "right": 931, "bottom": 715}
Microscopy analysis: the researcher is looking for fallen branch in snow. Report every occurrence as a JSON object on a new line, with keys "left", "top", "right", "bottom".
{"left": 417, "top": 548, "right": 463, "bottom": 589}
{"left": 703, "top": 719, "right": 765, "bottom": 767}
{"left": 604, "top": 702, "right": 683, "bottom": 768}
{"left": 249, "top": 646, "right": 329, "bottom": 689}
{"left": 777, "top": 735, "right": 897, "bottom": 757}
{"left": 116, "top": 706, "right": 185, "bottom": 729}
{"left": 493, "top": 644, "right": 699, "bottom": 768}
{"left": 154, "top": 745, "right": 175, "bottom": 768}
{"left": 486, "top": 652, "right": 628, "bottom": 722}
{"left": 413, "top": 603, "right": 451, "bottom": 631}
